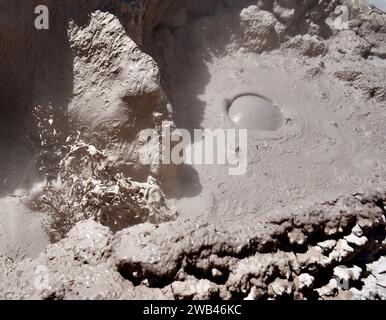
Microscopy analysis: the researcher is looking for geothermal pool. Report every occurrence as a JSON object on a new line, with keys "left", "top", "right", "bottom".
{"left": 0, "top": 0, "right": 385, "bottom": 300}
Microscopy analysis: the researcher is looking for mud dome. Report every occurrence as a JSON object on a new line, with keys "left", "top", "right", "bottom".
{"left": 226, "top": 94, "right": 284, "bottom": 131}
{"left": 0, "top": 0, "right": 386, "bottom": 300}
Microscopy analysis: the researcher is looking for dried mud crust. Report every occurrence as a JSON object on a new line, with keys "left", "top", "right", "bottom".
{"left": 0, "top": 192, "right": 385, "bottom": 300}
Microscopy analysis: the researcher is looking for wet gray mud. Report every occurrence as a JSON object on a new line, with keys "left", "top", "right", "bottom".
{"left": 0, "top": 0, "right": 386, "bottom": 299}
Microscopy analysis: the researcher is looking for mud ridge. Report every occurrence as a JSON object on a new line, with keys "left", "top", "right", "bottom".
{"left": 0, "top": 191, "right": 384, "bottom": 300}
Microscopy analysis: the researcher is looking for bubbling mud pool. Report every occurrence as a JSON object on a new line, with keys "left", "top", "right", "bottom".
{"left": 226, "top": 93, "right": 284, "bottom": 131}
{"left": 0, "top": 0, "right": 386, "bottom": 301}
{"left": 0, "top": 0, "right": 386, "bottom": 266}
{"left": 152, "top": 15, "right": 386, "bottom": 223}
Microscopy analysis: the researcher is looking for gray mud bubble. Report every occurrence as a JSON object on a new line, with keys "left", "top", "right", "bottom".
{"left": 226, "top": 93, "right": 284, "bottom": 131}
{"left": 0, "top": 0, "right": 386, "bottom": 300}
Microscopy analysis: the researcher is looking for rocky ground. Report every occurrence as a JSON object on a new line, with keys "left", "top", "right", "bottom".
{"left": 0, "top": 0, "right": 385, "bottom": 299}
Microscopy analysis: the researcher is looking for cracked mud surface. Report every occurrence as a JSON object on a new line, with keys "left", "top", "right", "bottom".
{"left": 0, "top": 0, "right": 386, "bottom": 299}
